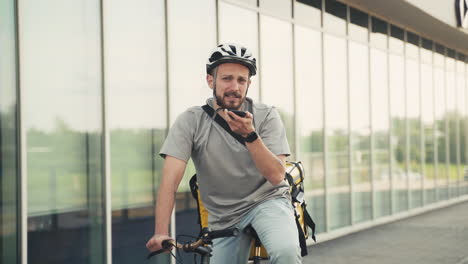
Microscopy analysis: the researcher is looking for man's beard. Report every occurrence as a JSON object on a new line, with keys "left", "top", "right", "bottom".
{"left": 214, "top": 88, "right": 246, "bottom": 110}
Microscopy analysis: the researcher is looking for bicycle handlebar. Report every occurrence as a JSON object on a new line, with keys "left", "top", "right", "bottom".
{"left": 207, "top": 228, "right": 239, "bottom": 239}
{"left": 146, "top": 227, "right": 239, "bottom": 259}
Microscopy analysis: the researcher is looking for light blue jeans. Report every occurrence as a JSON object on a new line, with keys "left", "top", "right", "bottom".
{"left": 210, "top": 197, "right": 302, "bottom": 264}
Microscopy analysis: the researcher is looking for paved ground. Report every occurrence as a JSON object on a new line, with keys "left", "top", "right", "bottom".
{"left": 303, "top": 201, "right": 468, "bottom": 264}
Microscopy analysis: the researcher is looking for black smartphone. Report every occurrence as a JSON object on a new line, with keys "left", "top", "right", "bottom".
{"left": 229, "top": 110, "right": 247, "bottom": 117}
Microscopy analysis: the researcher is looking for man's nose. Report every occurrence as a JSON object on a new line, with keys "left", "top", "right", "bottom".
{"left": 226, "top": 80, "right": 239, "bottom": 92}
{"left": 232, "top": 80, "right": 242, "bottom": 91}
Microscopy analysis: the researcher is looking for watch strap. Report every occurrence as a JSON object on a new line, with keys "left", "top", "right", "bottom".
{"left": 244, "top": 131, "right": 258, "bottom": 143}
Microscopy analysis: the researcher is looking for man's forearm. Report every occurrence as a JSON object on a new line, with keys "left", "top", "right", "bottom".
{"left": 153, "top": 156, "right": 187, "bottom": 235}
{"left": 222, "top": 110, "right": 286, "bottom": 185}
{"left": 245, "top": 136, "right": 285, "bottom": 185}
{"left": 154, "top": 187, "right": 175, "bottom": 236}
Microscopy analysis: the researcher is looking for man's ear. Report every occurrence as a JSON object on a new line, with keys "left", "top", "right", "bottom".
{"left": 207, "top": 74, "right": 214, "bottom": 89}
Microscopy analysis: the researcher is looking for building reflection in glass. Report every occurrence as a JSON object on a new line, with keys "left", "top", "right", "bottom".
{"left": 295, "top": 24, "right": 325, "bottom": 233}
{"left": 434, "top": 44, "right": 448, "bottom": 201}
{"left": 324, "top": 33, "right": 350, "bottom": 230}
{"left": 1, "top": 0, "right": 19, "bottom": 263}
{"left": 19, "top": 0, "right": 105, "bottom": 263}
{"left": 260, "top": 14, "right": 295, "bottom": 157}
{"left": 103, "top": 0, "right": 168, "bottom": 263}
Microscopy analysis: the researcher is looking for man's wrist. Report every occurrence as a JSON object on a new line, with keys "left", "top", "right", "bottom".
{"left": 244, "top": 131, "right": 258, "bottom": 143}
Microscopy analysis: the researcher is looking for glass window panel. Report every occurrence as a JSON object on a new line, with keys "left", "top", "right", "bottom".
{"left": 434, "top": 65, "right": 448, "bottom": 200}
{"left": 297, "top": 0, "right": 321, "bottom": 9}
{"left": 168, "top": 0, "right": 216, "bottom": 124}
{"left": 389, "top": 53, "right": 407, "bottom": 212}
{"left": 421, "top": 39, "right": 432, "bottom": 64}
{"left": 446, "top": 57, "right": 458, "bottom": 198}
{"left": 106, "top": 0, "right": 166, "bottom": 211}
{"left": 324, "top": 34, "right": 350, "bottom": 229}
{"left": 295, "top": 25, "right": 325, "bottom": 233}
{"left": 421, "top": 61, "right": 436, "bottom": 204}
{"left": 447, "top": 49, "right": 456, "bottom": 59}
{"left": 349, "top": 41, "right": 371, "bottom": 223}
{"left": 19, "top": 0, "right": 105, "bottom": 263}
{"left": 370, "top": 48, "right": 391, "bottom": 217}
{"left": 434, "top": 44, "right": 445, "bottom": 67}
{"left": 422, "top": 38, "right": 432, "bottom": 50}
{"left": 295, "top": 0, "right": 321, "bottom": 27}
{"left": 168, "top": 0, "right": 216, "bottom": 196}
{"left": 0, "top": 0, "right": 19, "bottom": 262}
{"left": 260, "top": 0, "right": 292, "bottom": 18}
{"left": 260, "top": 15, "right": 295, "bottom": 156}
{"left": 324, "top": 0, "right": 346, "bottom": 36}
{"left": 349, "top": 7, "right": 368, "bottom": 42}
{"left": 435, "top": 43, "right": 445, "bottom": 54}
{"left": 406, "top": 58, "right": 422, "bottom": 208}
{"left": 370, "top": 17, "right": 387, "bottom": 49}
{"left": 406, "top": 32, "right": 419, "bottom": 59}
{"left": 459, "top": 54, "right": 466, "bottom": 62}
{"left": 168, "top": 2, "right": 216, "bottom": 258}
{"left": 434, "top": 53, "right": 445, "bottom": 68}
{"left": 103, "top": 0, "right": 168, "bottom": 263}
{"left": 389, "top": 25, "right": 404, "bottom": 54}
{"left": 456, "top": 60, "right": 466, "bottom": 195}
{"left": 219, "top": 1, "right": 260, "bottom": 101}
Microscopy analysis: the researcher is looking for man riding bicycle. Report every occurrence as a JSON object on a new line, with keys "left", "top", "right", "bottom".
{"left": 146, "top": 43, "right": 302, "bottom": 264}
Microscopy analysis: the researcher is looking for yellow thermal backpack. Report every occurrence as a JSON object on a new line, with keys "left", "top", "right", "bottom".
{"left": 189, "top": 161, "right": 316, "bottom": 260}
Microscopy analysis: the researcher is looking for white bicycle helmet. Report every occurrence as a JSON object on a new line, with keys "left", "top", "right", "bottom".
{"left": 206, "top": 43, "right": 257, "bottom": 76}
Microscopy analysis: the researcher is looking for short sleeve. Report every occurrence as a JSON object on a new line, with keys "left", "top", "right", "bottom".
{"left": 258, "top": 107, "right": 291, "bottom": 156}
{"left": 159, "top": 111, "right": 196, "bottom": 162}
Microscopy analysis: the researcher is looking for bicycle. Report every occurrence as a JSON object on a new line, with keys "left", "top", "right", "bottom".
{"left": 147, "top": 227, "right": 240, "bottom": 264}
{"left": 148, "top": 161, "right": 316, "bottom": 263}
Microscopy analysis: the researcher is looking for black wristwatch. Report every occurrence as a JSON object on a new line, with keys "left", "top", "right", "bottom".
{"left": 244, "top": 131, "right": 258, "bottom": 143}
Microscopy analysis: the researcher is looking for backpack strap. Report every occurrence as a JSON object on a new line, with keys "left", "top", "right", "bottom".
{"left": 189, "top": 175, "right": 203, "bottom": 233}
{"left": 304, "top": 207, "right": 316, "bottom": 242}
{"left": 189, "top": 174, "right": 210, "bottom": 237}
{"left": 294, "top": 207, "right": 309, "bottom": 257}
{"left": 293, "top": 203, "right": 317, "bottom": 257}
{"left": 202, "top": 104, "right": 246, "bottom": 146}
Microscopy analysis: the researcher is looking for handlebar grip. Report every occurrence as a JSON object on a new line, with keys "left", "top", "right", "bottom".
{"left": 146, "top": 239, "right": 174, "bottom": 259}
{"left": 208, "top": 228, "right": 239, "bottom": 239}
{"left": 161, "top": 239, "right": 174, "bottom": 249}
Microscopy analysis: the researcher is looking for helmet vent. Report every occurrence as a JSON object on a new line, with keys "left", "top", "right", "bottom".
{"left": 220, "top": 46, "right": 236, "bottom": 56}
{"left": 229, "top": 45, "right": 237, "bottom": 55}
{"left": 241, "top": 47, "right": 246, "bottom": 56}
{"left": 209, "top": 51, "right": 223, "bottom": 62}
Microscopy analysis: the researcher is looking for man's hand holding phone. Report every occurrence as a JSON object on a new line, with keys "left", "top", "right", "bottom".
{"left": 225, "top": 109, "right": 254, "bottom": 137}
{"left": 229, "top": 110, "right": 247, "bottom": 117}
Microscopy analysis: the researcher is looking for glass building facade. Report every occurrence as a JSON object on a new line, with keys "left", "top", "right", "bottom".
{"left": 1, "top": 0, "right": 468, "bottom": 263}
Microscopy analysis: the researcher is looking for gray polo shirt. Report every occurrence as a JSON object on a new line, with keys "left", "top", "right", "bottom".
{"left": 159, "top": 97, "right": 291, "bottom": 230}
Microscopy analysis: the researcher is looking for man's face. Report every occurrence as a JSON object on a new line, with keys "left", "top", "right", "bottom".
{"left": 207, "top": 63, "right": 251, "bottom": 110}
